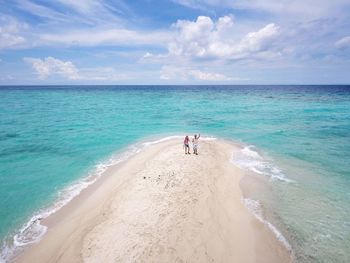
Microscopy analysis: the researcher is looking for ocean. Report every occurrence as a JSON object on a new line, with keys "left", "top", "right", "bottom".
{"left": 0, "top": 85, "right": 349, "bottom": 262}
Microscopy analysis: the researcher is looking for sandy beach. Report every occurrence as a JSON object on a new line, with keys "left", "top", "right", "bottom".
{"left": 15, "top": 138, "right": 291, "bottom": 263}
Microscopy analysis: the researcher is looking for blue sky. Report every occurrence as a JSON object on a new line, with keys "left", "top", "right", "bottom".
{"left": 0, "top": 0, "right": 350, "bottom": 84}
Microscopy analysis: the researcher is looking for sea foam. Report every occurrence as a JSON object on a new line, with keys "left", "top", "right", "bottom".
{"left": 231, "top": 144, "right": 293, "bottom": 252}
{"left": 1, "top": 135, "right": 216, "bottom": 262}
{"left": 242, "top": 198, "right": 292, "bottom": 252}
{"left": 0, "top": 135, "right": 189, "bottom": 262}
{"left": 231, "top": 145, "right": 292, "bottom": 182}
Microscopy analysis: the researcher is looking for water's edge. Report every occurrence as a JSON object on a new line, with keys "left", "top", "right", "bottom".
{"left": 1, "top": 135, "right": 292, "bottom": 262}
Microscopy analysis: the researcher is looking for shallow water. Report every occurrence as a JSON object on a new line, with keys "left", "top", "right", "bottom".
{"left": 0, "top": 85, "right": 349, "bottom": 262}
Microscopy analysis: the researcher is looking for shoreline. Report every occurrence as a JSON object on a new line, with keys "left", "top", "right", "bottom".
{"left": 2, "top": 136, "right": 184, "bottom": 257}
{"left": 11, "top": 137, "right": 291, "bottom": 262}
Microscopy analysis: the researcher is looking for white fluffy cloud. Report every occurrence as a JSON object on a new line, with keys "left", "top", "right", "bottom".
{"left": 335, "top": 36, "right": 350, "bottom": 49}
{"left": 24, "top": 57, "right": 80, "bottom": 79}
{"left": 0, "top": 17, "right": 27, "bottom": 49}
{"left": 23, "top": 56, "right": 134, "bottom": 81}
{"left": 143, "top": 15, "right": 281, "bottom": 81}
{"left": 168, "top": 15, "right": 280, "bottom": 60}
{"left": 160, "top": 65, "right": 236, "bottom": 81}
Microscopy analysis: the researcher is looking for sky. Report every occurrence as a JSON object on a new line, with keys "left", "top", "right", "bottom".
{"left": 0, "top": 0, "right": 350, "bottom": 85}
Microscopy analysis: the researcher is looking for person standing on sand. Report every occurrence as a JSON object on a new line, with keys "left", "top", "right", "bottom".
{"left": 184, "top": 135, "right": 190, "bottom": 154}
{"left": 192, "top": 134, "right": 200, "bottom": 155}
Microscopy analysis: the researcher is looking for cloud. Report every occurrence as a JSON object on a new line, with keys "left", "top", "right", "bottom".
{"left": 170, "top": 0, "right": 213, "bottom": 12}
{"left": 16, "top": 0, "right": 74, "bottom": 23}
{"left": 160, "top": 65, "right": 238, "bottom": 81}
{"left": 138, "top": 52, "right": 169, "bottom": 63}
{"left": 39, "top": 28, "right": 170, "bottom": 47}
{"left": 16, "top": 0, "right": 127, "bottom": 26}
{"left": 167, "top": 15, "right": 280, "bottom": 60}
{"left": 189, "top": 69, "right": 234, "bottom": 81}
{"left": 1, "top": 1, "right": 348, "bottom": 84}
{"left": 0, "top": 74, "right": 14, "bottom": 81}
{"left": 9, "top": 0, "right": 153, "bottom": 49}
{"left": 335, "top": 36, "right": 350, "bottom": 49}
{"left": 24, "top": 57, "right": 80, "bottom": 79}
{"left": 173, "top": 0, "right": 350, "bottom": 21}
{"left": 55, "top": 0, "right": 130, "bottom": 25}
{"left": 57, "top": 0, "right": 106, "bottom": 14}
{"left": 171, "top": 0, "right": 201, "bottom": 9}
{"left": 57, "top": 0, "right": 125, "bottom": 17}
{"left": 241, "top": 0, "right": 350, "bottom": 20}
{"left": 78, "top": 67, "right": 133, "bottom": 81}
{"left": 0, "top": 16, "right": 27, "bottom": 49}
{"left": 24, "top": 56, "right": 134, "bottom": 81}
{"left": 239, "top": 23, "right": 279, "bottom": 52}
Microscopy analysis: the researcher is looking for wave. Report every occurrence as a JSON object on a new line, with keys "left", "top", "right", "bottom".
{"left": 242, "top": 198, "right": 292, "bottom": 252}
{"left": 231, "top": 145, "right": 292, "bottom": 182}
{"left": 141, "top": 135, "right": 183, "bottom": 146}
{"left": 201, "top": 136, "right": 217, "bottom": 141}
{"left": 232, "top": 144, "right": 293, "bottom": 254}
{"left": 0, "top": 135, "right": 216, "bottom": 262}
{"left": 1, "top": 143, "right": 142, "bottom": 262}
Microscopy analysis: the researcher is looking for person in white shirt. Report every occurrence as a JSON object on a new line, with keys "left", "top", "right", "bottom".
{"left": 192, "top": 134, "right": 200, "bottom": 155}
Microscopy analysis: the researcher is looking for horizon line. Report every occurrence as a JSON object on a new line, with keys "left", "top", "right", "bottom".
{"left": 0, "top": 84, "right": 350, "bottom": 87}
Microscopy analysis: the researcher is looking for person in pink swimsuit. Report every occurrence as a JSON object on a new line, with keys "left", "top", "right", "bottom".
{"left": 184, "top": 135, "right": 190, "bottom": 154}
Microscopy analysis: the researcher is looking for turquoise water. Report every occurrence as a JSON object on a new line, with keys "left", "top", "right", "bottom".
{"left": 0, "top": 85, "right": 349, "bottom": 262}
